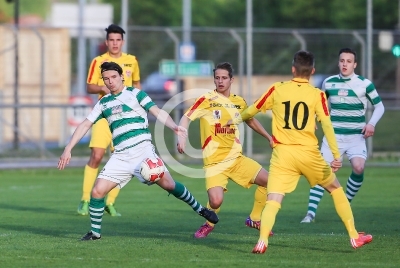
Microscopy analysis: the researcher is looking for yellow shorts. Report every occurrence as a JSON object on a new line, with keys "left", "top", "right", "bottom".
{"left": 204, "top": 156, "right": 262, "bottom": 191}
{"left": 89, "top": 118, "right": 113, "bottom": 150}
{"left": 268, "top": 144, "right": 335, "bottom": 195}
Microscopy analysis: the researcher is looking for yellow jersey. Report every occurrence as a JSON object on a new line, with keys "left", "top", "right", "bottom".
{"left": 86, "top": 52, "right": 140, "bottom": 98}
{"left": 185, "top": 90, "right": 247, "bottom": 166}
{"left": 240, "top": 78, "right": 340, "bottom": 159}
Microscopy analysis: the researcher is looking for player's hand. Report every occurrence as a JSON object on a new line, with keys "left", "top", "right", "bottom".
{"left": 58, "top": 150, "right": 71, "bottom": 170}
{"left": 269, "top": 139, "right": 275, "bottom": 149}
{"left": 330, "top": 159, "right": 342, "bottom": 172}
{"left": 177, "top": 139, "right": 186, "bottom": 154}
{"left": 362, "top": 124, "right": 375, "bottom": 138}
{"left": 175, "top": 126, "right": 188, "bottom": 139}
{"left": 224, "top": 119, "right": 233, "bottom": 127}
{"left": 177, "top": 131, "right": 187, "bottom": 154}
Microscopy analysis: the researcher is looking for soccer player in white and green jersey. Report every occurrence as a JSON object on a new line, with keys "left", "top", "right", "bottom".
{"left": 58, "top": 61, "right": 218, "bottom": 240}
{"left": 301, "top": 48, "right": 385, "bottom": 223}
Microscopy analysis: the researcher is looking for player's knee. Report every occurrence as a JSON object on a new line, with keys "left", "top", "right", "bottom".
{"left": 352, "top": 165, "right": 365, "bottom": 174}
{"left": 208, "top": 196, "right": 223, "bottom": 209}
{"left": 323, "top": 177, "right": 341, "bottom": 193}
{"left": 254, "top": 168, "right": 269, "bottom": 187}
{"left": 91, "top": 187, "right": 106, "bottom": 199}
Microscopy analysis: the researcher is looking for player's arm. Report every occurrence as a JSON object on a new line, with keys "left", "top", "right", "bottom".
{"left": 58, "top": 119, "right": 93, "bottom": 170}
{"left": 58, "top": 102, "right": 103, "bottom": 170}
{"left": 177, "top": 115, "right": 191, "bottom": 154}
{"left": 363, "top": 83, "right": 385, "bottom": 138}
{"left": 228, "top": 87, "right": 274, "bottom": 126}
{"left": 315, "top": 92, "right": 341, "bottom": 170}
{"left": 87, "top": 83, "right": 110, "bottom": 95}
{"left": 226, "top": 105, "right": 260, "bottom": 126}
{"left": 132, "top": 57, "right": 141, "bottom": 89}
{"left": 133, "top": 81, "right": 141, "bottom": 89}
{"left": 177, "top": 96, "right": 209, "bottom": 153}
{"left": 149, "top": 106, "right": 187, "bottom": 139}
{"left": 245, "top": 118, "right": 273, "bottom": 147}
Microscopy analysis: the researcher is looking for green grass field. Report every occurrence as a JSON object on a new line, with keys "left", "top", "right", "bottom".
{"left": 0, "top": 166, "right": 399, "bottom": 268}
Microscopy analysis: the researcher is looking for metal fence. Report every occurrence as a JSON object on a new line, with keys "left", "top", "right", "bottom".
{"left": 0, "top": 25, "right": 399, "bottom": 165}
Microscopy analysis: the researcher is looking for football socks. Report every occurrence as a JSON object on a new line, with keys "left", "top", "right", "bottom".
{"left": 206, "top": 201, "right": 221, "bottom": 227}
{"left": 330, "top": 187, "right": 359, "bottom": 238}
{"left": 305, "top": 184, "right": 325, "bottom": 218}
{"left": 249, "top": 186, "right": 267, "bottom": 221}
{"left": 82, "top": 165, "right": 98, "bottom": 201}
{"left": 106, "top": 188, "right": 120, "bottom": 206}
{"left": 89, "top": 197, "right": 105, "bottom": 237}
{"left": 345, "top": 171, "right": 364, "bottom": 202}
{"left": 168, "top": 181, "right": 203, "bottom": 213}
{"left": 259, "top": 200, "right": 281, "bottom": 244}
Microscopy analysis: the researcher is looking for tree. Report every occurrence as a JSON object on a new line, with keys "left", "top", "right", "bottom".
{"left": 101, "top": 0, "right": 398, "bottom": 30}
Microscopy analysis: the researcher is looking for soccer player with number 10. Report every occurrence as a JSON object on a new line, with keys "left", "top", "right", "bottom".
{"left": 227, "top": 50, "right": 372, "bottom": 254}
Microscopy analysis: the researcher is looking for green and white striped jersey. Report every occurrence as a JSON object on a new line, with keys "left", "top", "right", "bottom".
{"left": 322, "top": 74, "right": 382, "bottom": 135}
{"left": 87, "top": 87, "right": 156, "bottom": 152}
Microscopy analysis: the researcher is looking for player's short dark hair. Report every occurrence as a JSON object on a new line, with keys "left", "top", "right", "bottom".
{"left": 105, "top": 24, "right": 125, "bottom": 40}
{"left": 292, "top": 50, "right": 315, "bottom": 77}
{"left": 213, "top": 62, "right": 234, "bottom": 78}
{"left": 339, "top": 48, "right": 357, "bottom": 62}
{"left": 100, "top": 61, "right": 123, "bottom": 75}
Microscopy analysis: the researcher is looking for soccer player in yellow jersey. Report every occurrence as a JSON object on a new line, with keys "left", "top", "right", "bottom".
{"left": 228, "top": 50, "right": 373, "bottom": 253}
{"left": 77, "top": 24, "right": 141, "bottom": 216}
{"left": 178, "top": 62, "right": 273, "bottom": 238}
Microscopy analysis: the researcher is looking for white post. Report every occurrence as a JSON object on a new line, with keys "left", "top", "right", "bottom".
{"left": 366, "top": 0, "right": 373, "bottom": 158}
{"left": 77, "top": 0, "right": 86, "bottom": 96}
{"left": 182, "top": 0, "right": 191, "bottom": 44}
{"left": 246, "top": 0, "right": 253, "bottom": 157}
{"left": 121, "top": 0, "right": 128, "bottom": 52}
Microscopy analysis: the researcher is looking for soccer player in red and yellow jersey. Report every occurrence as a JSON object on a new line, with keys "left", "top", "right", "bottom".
{"left": 77, "top": 24, "right": 141, "bottom": 217}
{"left": 178, "top": 62, "right": 273, "bottom": 238}
{"left": 228, "top": 50, "right": 372, "bottom": 253}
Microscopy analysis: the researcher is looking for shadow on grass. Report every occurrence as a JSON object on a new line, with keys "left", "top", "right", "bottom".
{"left": 0, "top": 203, "right": 71, "bottom": 215}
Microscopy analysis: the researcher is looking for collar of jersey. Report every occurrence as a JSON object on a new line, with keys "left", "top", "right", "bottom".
{"left": 105, "top": 51, "right": 125, "bottom": 58}
{"left": 112, "top": 86, "right": 127, "bottom": 97}
{"left": 213, "top": 89, "right": 232, "bottom": 98}
{"left": 338, "top": 73, "right": 354, "bottom": 81}
{"left": 292, "top": 78, "right": 309, "bottom": 83}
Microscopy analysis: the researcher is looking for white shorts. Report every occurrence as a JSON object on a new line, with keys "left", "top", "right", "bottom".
{"left": 98, "top": 141, "right": 168, "bottom": 188}
{"left": 321, "top": 134, "right": 367, "bottom": 163}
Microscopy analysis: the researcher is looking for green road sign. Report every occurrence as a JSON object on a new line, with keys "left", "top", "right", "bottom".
{"left": 392, "top": 44, "right": 400, "bottom": 57}
{"left": 159, "top": 60, "right": 214, "bottom": 76}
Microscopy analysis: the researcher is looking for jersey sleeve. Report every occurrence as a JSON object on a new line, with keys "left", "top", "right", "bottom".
{"left": 136, "top": 90, "right": 156, "bottom": 112}
{"left": 253, "top": 85, "right": 275, "bottom": 113}
{"left": 87, "top": 58, "right": 101, "bottom": 85}
{"left": 86, "top": 101, "right": 104, "bottom": 124}
{"left": 132, "top": 56, "right": 140, "bottom": 82}
{"left": 365, "top": 81, "right": 382, "bottom": 105}
{"left": 185, "top": 95, "right": 210, "bottom": 120}
{"left": 315, "top": 91, "right": 340, "bottom": 159}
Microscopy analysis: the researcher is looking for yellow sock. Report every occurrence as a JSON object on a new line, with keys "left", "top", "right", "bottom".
{"left": 331, "top": 187, "right": 359, "bottom": 238}
{"left": 206, "top": 201, "right": 220, "bottom": 227}
{"left": 249, "top": 186, "right": 267, "bottom": 221}
{"left": 259, "top": 200, "right": 281, "bottom": 244}
{"left": 106, "top": 187, "right": 120, "bottom": 205}
{"left": 82, "top": 165, "right": 98, "bottom": 201}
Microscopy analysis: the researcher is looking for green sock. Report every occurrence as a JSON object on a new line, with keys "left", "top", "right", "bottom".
{"left": 305, "top": 185, "right": 325, "bottom": 218}
{"left": 168, "top": 181, "right": 202, "bottom": 213}
{"left": 89, "top": 197, "right": 105, "bottom": 237}
{"left": 346, "top": 172, "right": 364, "bottom": 202}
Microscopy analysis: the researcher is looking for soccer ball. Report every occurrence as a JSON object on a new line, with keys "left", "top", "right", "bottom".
{"left": 140, "top": 157, "right": 165, "bottom": 183}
